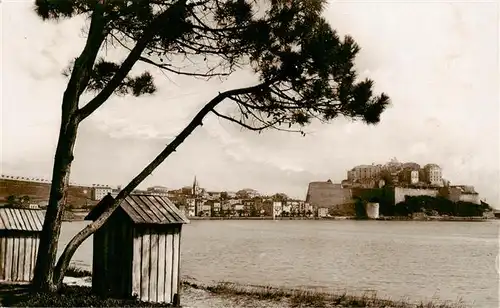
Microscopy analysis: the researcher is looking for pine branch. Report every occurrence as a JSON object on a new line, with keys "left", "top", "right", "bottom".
{"left": 52, "top": 80, "right": 272, "bottom": 287}
{"left": 77, "top": 0, "right": 188, "bottom": 121}
{"left": 109, "top": 32, "right": 229, "bottom": 79}
{"left": 139, "top": 56, "right": 229, "bottom": 78}
{"left": 212, "top": 109, "right": 276, "bottom": 131}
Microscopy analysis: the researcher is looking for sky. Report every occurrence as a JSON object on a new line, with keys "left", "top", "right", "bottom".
{"left": 1, "top": 0, "right": 499, "bottom": 205}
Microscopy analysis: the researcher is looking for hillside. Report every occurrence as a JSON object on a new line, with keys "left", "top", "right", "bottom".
{"left": 0, "top": 179, "right": 98, "bottom": 208}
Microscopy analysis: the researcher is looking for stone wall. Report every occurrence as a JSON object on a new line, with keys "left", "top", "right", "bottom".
{"left": 0, "top": 179, "right": 51, "bottom": 201}
{"left": 306, "top": 181, "right": 352, "bottom": 209}
{"left": 328, "top": 202, "right": 356, "bottom": 216}
{"left": 393, "top": 187, "right": 439, "bottom": 204}
{"left": 351, "top": 188, "right": 387, "bottom": 203}
{"left": 459, "top": 193, "right": 480, "bottom": 205}
{"left": 439, "top": 187, "right": 462, "bottom": 202}
{"left": 330, "top": 187, "right": 353, "bottom": 206}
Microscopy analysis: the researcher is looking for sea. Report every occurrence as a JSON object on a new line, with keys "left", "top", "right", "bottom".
{"left": 58, "top": 220, "right": 499, "bottom": 307}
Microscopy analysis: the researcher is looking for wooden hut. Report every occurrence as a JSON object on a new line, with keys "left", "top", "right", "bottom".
{"left": 0, "top": 208, "right": 45, "bottom": 282}
{"left": 85, "top": 194, "right": 189, "bottom": 305}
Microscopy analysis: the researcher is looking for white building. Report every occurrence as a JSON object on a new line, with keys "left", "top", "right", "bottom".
{"left": 273, "top": 202, "right": 282, "bottom": 218}
{"left": 28, "top": 204, "right": 40, "bottom": 210}
{"left": 282, "top": 203, "right": 291, "bottom": 214}
{"left": 147, "top": 186, "right": 169, "bottom": 193}
{"left": 317, "top": 207, "right": 328, "bottom": 218}
{"left": 200, "top": 204, "right": 212, "bottom": 216}
{"left": 459, "top": 193, "right": 480, "bottom": 205}
{"left": 185, "top": 198, "right": 196, "bottom": 217}
{"left": 410, "top": 170, "right": 419, "bottom": 184}
{"left": 92, "top": 186, "right": 113, "bottom": 201}
{"left": 213, "top": 202, "right": 221, "bottom": 213}
{"left": 424, "top": 164, "right": 443, "bottom": 186}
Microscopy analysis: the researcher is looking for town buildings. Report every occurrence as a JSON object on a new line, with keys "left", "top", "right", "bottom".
{"left": 91, "top": 185, "right": 113, "bottom": 201}
{"left": 423, "top": 164, "right": 443, "bottom": 187}
{"left": 343, "top": 158, "right": 444, "bottom": 188}
{"left": 146, "top": 186, "right": 170, "bottom": 196}
{"left": 236, "top": 188, "right": 260, "bottom": 199}
{"left": 317, "top": 207, "right": 328, "bottom": 218}
{"left": 347, "top": 164, "right": 382, "bottom": 181}
{"left": 157, "top": 176, "right": 310, "bottom": 218}
{"left": 399, "top": 168, "right": 419, "bottom": 184}
{"left": 1, "top": 162, "right": 485, "bottom": 218}
{"left": 306, "top": 158, "right": 484, "bottom": 217}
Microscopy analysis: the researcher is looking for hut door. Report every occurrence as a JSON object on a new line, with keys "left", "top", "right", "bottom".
{"left": 106, "top": 216, "right": 133, "bottom": 298}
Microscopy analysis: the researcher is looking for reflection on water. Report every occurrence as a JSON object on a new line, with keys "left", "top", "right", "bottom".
{"left": 59, "top": 220, "right": 499, "bottom": 307}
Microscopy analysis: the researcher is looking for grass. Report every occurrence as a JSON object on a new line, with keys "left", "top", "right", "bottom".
{"left": 0, "top": 285, "right": 175, "bottom": 307}
{"left": 65, "top": 266, "right": 92, "bottom": 278}
{"left": 189, "top": 281, "right": 468, "bottom": 308}
{"left": 0, "top": 278, "right": 469, "bottom": 308}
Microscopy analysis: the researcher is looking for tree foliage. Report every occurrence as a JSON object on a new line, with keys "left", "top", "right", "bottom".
{"left": 272, "top": 193, "right": 288, "bottom": 201}
{"left": 354, "top": 198, "right": 367, "bottom": 218}
{"left": 4, "top": 195, "right": 31, "bottom": 208}
{"left": 32, "top": 0, "right": 390, "bottom": 292}
{"left": 394, "top": 196, "right": 492, "bottom": 217}
{"left": 35, "top": 0, "right": 389, "bottom": 130}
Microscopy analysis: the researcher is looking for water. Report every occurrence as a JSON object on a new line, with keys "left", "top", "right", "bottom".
{"left": 59, "top": 220, "right": 499, "bottom": 307}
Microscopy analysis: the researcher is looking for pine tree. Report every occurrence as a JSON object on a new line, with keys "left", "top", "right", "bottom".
{"left": 32, "top": 0, "right": 389, "bottom": 291}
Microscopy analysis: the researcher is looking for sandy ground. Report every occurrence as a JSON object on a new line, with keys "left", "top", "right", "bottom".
{"left": 0, "top": 279, "right": 458, "bottom": 308}
{"left": 181, "top": 286, "right": 290, "bottom": 308}
{"left": 62, "top": 276, "right": 92, "bottom": 287}
{"left": 62, "top": 276, "right": 289, "bottom": 308}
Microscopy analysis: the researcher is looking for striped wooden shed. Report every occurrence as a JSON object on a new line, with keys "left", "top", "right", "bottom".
{"left": 85, "top": 194, "right": 189, "bottom": 305}
{"left": 0, "top": 208, "right": 45, "bottom": 283}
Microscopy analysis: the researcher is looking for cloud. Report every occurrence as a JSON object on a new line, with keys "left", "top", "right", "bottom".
{"left": 1, "top": 1, "right": 498, "bottom": 204}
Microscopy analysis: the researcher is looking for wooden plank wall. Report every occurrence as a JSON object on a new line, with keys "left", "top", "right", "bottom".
{"left": 92, "top": 210, "right": 133, "bottom": 298}
{"left": 132, "top": 226, "right": 181, "bottom": 304}
{"left": 92, "top": 226, "right": 105, "bottom": 294}
{"left": 0, "top": 235, "right": 39, "bottom": 282}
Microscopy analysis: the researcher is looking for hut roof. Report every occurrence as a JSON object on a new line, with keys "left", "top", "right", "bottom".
{"left": 0, "top": 208, "right": 46, "bottom": 232}
{"left": 85, "top": 194, "right": 190, "bottom": 225}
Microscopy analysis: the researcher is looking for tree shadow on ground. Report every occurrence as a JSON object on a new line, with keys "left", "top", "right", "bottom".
{"left": 0, "top": 284, "right": 175, "bottom": 307}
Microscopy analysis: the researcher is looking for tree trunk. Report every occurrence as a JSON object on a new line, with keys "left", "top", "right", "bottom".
{"left": 32, "top": 0, "right": 189, "bottom": 291}
{"left": 52, "top": 82, "right": 269, "bottom": 289}
{"left": 31, "top": 3, "right": 107, "bottom": 292}
{"left": 34, "top": 1, "right": 192, "bottom": 290}
{"left": 31, "top": 114, "right": 80, "bottom": 292}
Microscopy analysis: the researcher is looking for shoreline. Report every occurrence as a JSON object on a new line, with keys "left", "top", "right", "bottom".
{"left": 0, "top": 275, "right": 469, "bottom": 308}
{"left": 62, "top": 210, "right": 493, "bottom": 222}
{"left": 189, "top": 216, "right": 490, "bottom": 222}
{"left": 374, "top": 216, "right": 489, "bottom": 222}
{"left": 181, "top": 280, "right": 469, "bottom": 308}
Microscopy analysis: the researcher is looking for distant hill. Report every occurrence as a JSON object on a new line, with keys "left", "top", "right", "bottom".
{"left": 0, "top": 179, "right": 98, "bottom": 209}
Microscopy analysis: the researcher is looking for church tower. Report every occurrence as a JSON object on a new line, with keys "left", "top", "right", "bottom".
{"left": 192, "top": 176, "right": 200, "bottom": 216}
{"left": 192, "top": 176, "right": 200, "bottom": 196}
